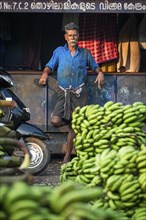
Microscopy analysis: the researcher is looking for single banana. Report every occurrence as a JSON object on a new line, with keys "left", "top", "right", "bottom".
{"left": 93, "top": 134, "right": 102, "bottom": 142}
{"left": 139, "top": 167, "right": 146, "bottom": 174}
{"left": 104, "top": 101, "right": 114, "bottom": 109}
{"left": 126, "top": 162, "right": 136, "bottom": 169}
{"left": 124, "top": 107, "right": 136, "bottom": 114}
{"left": 124, "top": 115, "right": 137, "bottom": 124}
{"left": 139, "top": 107, "right": 146, "bottom": 114}
{"left": 114, "top": 118, "right": 123, "bottom": 125}
{"left": 76, "top": 116, "right": 84, "bottom": 125}
{"left": 114, "top": 167, "right": 125, "bottom": 175}
{"left": 128, "top": 121, "right": 144, "bottom": 128}
{"left": 81, "top": 129, "right": 88, "bottom": 139}
{"left": 107, "top": 191, "right": 120, "bottom": 200}
{"left": 108, "top": 199, "right": 117, "bottom": 210}
{"left": 119, "top": 123, "right": 127, "bottom": 129}
{"left": 82, "top": 119, "right": 90, "bottom": 127}
{"left": 79, "top": 174, "right": 90, "bottom": 184}
{"left": 123, "top": 104, "right": 132, "bottom": 110}
{"left": 137, "top": 160, "right": 146, "bottom": 169}
{"left": 86, "top": 130, "right": 94, "bottom": 139}
{"left": 122, "top": 201, "right": 135, "bottom": 208}
{"left": 123, "top": 127, "right": 135, "bottom": 133}
{"left": 8, "top": 199, "right": 38, "bottom": 214}
{"left": 133, "top": 101, "right": 145, "bottom": 107}
{"left": 79, "top": 105, "right": 88, "bottom": 114}
{"left": 114, "top": 162, "right": 124, "bottom": 169}
{"left": 125, "top": 137, "right": 136, "bottom": 144}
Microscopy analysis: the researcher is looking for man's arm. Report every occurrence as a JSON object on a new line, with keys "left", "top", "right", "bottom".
{"left": 39, "top": 67, "right": 51, "bottom": 86}
{"left": 94, "top": 67, "right": 104, "bottom": 90}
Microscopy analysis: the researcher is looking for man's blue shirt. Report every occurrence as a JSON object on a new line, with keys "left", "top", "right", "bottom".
{"left": 45, "top": 44, "right": 99, "bottom": 90}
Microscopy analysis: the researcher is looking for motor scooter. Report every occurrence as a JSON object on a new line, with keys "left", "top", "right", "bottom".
{"left": 0, "top": 69, "right": 50, "bottom": 175}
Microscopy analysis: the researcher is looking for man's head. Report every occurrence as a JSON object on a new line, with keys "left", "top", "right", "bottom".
{"left": 64, "top": 22, "right": 79, "bottom": 47}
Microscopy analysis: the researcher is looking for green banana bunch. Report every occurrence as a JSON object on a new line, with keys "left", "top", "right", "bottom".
{"left": 60, "top": 101, "right": 146, "bottom": 219}
{"left": 105, "top": 174, "right": 126, "bottom": 192}
{"left": 118, "top": 146, "right": 136, "bottom": 160}
{"left": 119, "top": 179, "right": 142, "bottom": 206}
{"left": 132, "top": 208, "right": 146, "bottom": 220}
{"left": 136, "top": 148, "right": 146, "bottom": 175}
{"left": 138, "top": 173, "right": 146, "bottom": 191}
{"left": 50, "top": 184, "right": 103, "bottom": 214}
{"left": 72, "top": 101, "right": 146, "bottom": 158}
{"left": 2, "top": 180, "right": 127, "bottom": 220}
{"left": 60, "top": 159, "right": 77, "bottom": 182}
{"left": 0, "top": 125, "right": 16, "bottom": 138}
{"left": 0, "top": 182, "right": 38, "bottom": 220}
{"left": 62, "top": 202, "right": 128, "bottom": 220}
{"left": 0, "top": 155, "right": 22, "bottom": 168}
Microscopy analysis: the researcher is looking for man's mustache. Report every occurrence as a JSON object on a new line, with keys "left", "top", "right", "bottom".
{"left": 69, "top": 40, "right": 77, "bottom": 43}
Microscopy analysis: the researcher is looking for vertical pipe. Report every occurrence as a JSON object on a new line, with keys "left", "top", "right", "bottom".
{"left": 45, "top": 78, "right": 49, "bottom": 132}
{"left": 114, "top": 74, "right": 118, "bottom": 103}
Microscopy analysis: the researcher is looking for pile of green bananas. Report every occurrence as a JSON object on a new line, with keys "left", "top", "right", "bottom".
{"left": 0, "top": 180, "right": 127, "bottom": 220}
{"left": 0, "top": 109, "right": 31, "bottom": 177}
{"left": 0, "top": 125, "right": 20, "bottom": 169}
{"left": 60, "top": 101, "right": 146, "bottom": 219}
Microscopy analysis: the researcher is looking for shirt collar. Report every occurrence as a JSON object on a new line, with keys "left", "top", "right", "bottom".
{"left": 64, "top": 43, "right": 81, "bottom": 51}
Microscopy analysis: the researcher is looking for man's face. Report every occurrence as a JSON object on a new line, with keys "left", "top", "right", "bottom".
{"left": 64, "top": 30, "right": 79, "bottom": 46}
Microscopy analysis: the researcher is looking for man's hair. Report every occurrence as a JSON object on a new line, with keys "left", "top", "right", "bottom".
{"left": 64, "top": 22, "right": 79, "bottom": 33}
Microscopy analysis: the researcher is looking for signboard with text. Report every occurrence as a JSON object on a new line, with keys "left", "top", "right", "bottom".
{"left": 0, "top": 0, "right": 146, "bottom": 13}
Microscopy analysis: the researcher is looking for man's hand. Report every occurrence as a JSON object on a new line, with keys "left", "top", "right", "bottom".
{"left": 94, "top": 72, "right": 104, "bottom": 90}
{"left": 39, "top": 76, "right": 47, "bottom": 86}
{"left": 39, "top": 67, "right": 50, "bottom": 86}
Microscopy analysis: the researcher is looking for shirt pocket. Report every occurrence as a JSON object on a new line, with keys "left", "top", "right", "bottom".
{"left": 78, "top": 58, "right": 87, "bottom": 69}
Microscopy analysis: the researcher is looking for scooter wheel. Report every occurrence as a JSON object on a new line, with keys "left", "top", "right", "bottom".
{"left": 24, "top": 137, "right": 50, "bottom": 175}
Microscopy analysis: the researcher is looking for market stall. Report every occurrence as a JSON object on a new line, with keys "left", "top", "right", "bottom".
{"left": 0, "top": 0, "right": 146, "bottom": 153}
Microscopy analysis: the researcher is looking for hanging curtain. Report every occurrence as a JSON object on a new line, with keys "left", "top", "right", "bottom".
{"left": 78, "top": 14, "right": 118, "bottom": 65}
{"left": 22, "top": 14, "right": 44, "bottom": 70}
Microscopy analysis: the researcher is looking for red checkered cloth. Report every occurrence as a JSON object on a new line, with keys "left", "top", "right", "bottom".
{"left": 78, "top": 14, "right": 118, "bottom": 65}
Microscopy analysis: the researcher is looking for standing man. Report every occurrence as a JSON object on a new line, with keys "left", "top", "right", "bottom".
{"left": 39, "top": 22, "right": 104, "bottom": 163}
